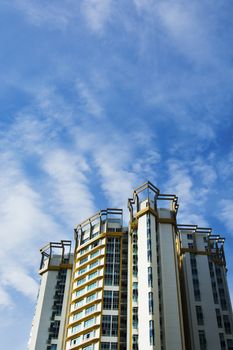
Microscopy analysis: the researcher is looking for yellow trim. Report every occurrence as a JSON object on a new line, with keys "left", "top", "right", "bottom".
{"left": 39, "top": 263, "right": 73, "bottom": 275}
{"left": 135, "top": 206, "right": 157, "bottom": 219}
{"left": 117, "top": 235, "right": 123, "bottom": 350}
{"left": 77, "top": 231, "right": 123, "bottom": 253}
{"left": 129, "top": 226, "right": 133, "bottom": 350}
{"left": 66, "top": 320, "right": 101, "bottom": 340}
{"left": 73, "top": 264, "right": 104, "bottom": 281}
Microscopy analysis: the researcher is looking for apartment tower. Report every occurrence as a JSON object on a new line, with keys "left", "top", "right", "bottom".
{"left": 28, "top": 182, "right": 233, "bottom": 350}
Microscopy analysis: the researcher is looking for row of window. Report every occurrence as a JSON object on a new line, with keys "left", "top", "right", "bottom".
{"left": 69, "top": 329, "right": 96, "bottom": 347}
{"left": 79, "top": 239, "right": 103, "bottom": 256}
{"left": 102, "top": 315, "right": 118, "bottom": 336}
{"left": 77, "top": 259, "right": 100, "bottom": 277}
{"left": 72, "top": 307, "right": 98, "bottom": 322}
{"left": 104, "top": 238, "right": 120, "bottom": 286}
{"left": 79, "top": 249, "right": 102, "bottom": 266}
{"left": 219, "top": 334, "right": 233, "bottom": 350}
{"left": 75, "top": 270, "right": 101, "bottom": 288}
{"left": 103, "top": 290, "right": 119, "bottom": 310}
{"left": 71, "top": 315, "right": 96, "bottom": 334}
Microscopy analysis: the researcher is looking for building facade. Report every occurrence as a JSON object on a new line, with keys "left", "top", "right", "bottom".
{"left": 29, "top": 182, "right": 233, "bottom": 350}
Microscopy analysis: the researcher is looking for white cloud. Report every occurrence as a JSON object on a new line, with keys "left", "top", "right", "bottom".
{"left": 0, "top": 288, "right": 13, "bottom": 308}
{"left": 13, "top": 0, "right": 78, "bottom": 28}
{"left": 81, "top": 0, "right": 113, "bottom": 33}
{"left": 76, "top": 80, "right": 104, "bottom": 118}
{"left": 0, "top": 151, "right": 63, "bottom": 306}
{"left": 165, "top": 159, "right": 209, "bottom": 226}
{"left": 219, "top": 199, "right": 233, "bottom": 232}
{"left": 42, "top": 149, "right": 96, "bottom": 225}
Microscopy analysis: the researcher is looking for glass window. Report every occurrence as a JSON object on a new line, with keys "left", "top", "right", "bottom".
{"left": 83, "top": 344, "right": 94, "bottom": 350}
{"left": 88, "top": 271, "right": 98, "bottom": 280}
{"left": 70, "top": 336, "right": 81, "bottom": 346}
{"left": 219, "top": 333, "right": 226, "bottom": 350}
{"left": 83, "top": 330, "right": 95, "bottom": 340}
{"left": 196, "top": 305, "right": 204, "bottom": 325}
{"left": 73, "top": 310, "right": 83, "bottom": 321}
{"left": 85, "top": 304, "right": 96, "bottom": 315}
{"left": 223, "top": 315, "right": 232, "bottom": 334}
{"left": 84, "top": 317, "right": 95, "bottom": 328}
{"left": 87, "top": 281, "right": 98, "bottom": 291}
{"left": 133, "top": 307, "right": 138, "bottom": 329}
{"left": 199, "top": 330, "right": 207, "bottom": 350}
{"left": 86, "top": 293, "right": 97, "bottom": 303}
{"left": 80, "top": 256, "right": 88, "bottom": 265}
{"left": 216, "top": 309, "right": 222, "bottom": 328}
{"left": 149, "top": 320, "right": 155, "bottom": 345}
{"left": 227, "top": 339, "right": 233, "bottom": 350}
{"left": 77, "top": 277, "right": 86, "bottom": 286}
{"left": 148, "top": 267, "right": 153, "bottom": 287}
{"left": 149, "top": 292, "right": 154, "bottom": 314}
{"left": 90, "top": 250, "right": 100, "bottom": 259}
{"left": 72, "top": 324, "right": 82, "bottom": 334}
{"left": 89, "top": 260, "right": 99, "bottom": 269}
{"left": 78, "top": 267, "right": 87, "bottom": 275}
{"left": 102, "top": 315, "right": 118, "bottom": 336}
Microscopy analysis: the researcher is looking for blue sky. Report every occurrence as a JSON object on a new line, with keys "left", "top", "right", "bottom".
{"left": 1, "top": 0, "right": 233, "bottom": 348}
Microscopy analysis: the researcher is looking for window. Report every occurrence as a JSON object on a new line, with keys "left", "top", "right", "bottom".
{"left": 89, "top": 260, "right": 99, "bottom": 269}
{"left": 133, "top": 282, "right": 138, "bottom": 302}
{"left": 86, "top": 293, "right": 97, "bottom": 303}
{"left": 149, "top": 320, "right": 155, "bottom": 345}
{"left": 84, "top": 317, "right": 95, "bottom": 328}
{"left": 77, "top": 277, "right": 86, "bottom": 286}
{"left": 88, "top": 271, "right": 98, "bottom": 280}
{"left": 227, "top": 339, "right": 233, "bottom": 350}
{"left": 101, "top": 343, "right": 117, "bottom": 350}
{"left": 85, "top": 304, "right": 96, "bottom": 315}
{"left": 87, "top": 281, "right": 98, "bottom": 291}
{"left": 103, "top": 290, "right": 119, "bottom": 310}
{"left": 80, "top": 246, "right": 89, "bottom": 255}
{"left": 70, "top": 336, "right": 81, "bottom": 346}
{"left": 75, "top": 288, "right": 85, "bottom": 297}
{"left": 196, "top": 306, "right": 204, "bottom": 325}
{"left": 82, "top": 345, "right": 94, "bottom": 350}
{"left": 133, "top": 335, "right": 138, "bottom": 350}
{"left": 216, "top": 309, "right": 222, "bottom": 328}
{"left": 199, "top": 330, "right": 207, "bottom": 350}
{"left": 90, "top": 250, "right": 100, "bottom": 259}
{"left": 148, "top": 267, "right": 153, "bottom": 288}
{"left": 187, "top": 234, "right": 193, "bottom": 240}
{"left": 73, "top": 310, "right": 83, "bottom": 321}
{"left": 133, "top": 307, "right": 138, "bottom": 329}
{"left": 149, "top": 292, "right": 154, "bottom": 314}
{"left": 74, "top": 299, "right": 84, "bottom": 309}
{"left": 102, "top": 315, "right": 118, "bottom": 336}
{"left": 83, "top": 330, "right": 95, "bottom": 340}
{"left": 223, "top": 315, "right": 232, "bottom": 334}
{"left": 78, "top": 267, "right": 87, "bottom": 275}
{"left": 104, "top": 238, "right": 120, "bottom": 286}
{"left": 102, "top": 315, "right": 111, "bottom": 336}
{"left": 72, "top": 324, "right": 82, "bottom": 334}
{"left": 80, "top": 256, "right": 88, "bottom": 265}
{"left": 219, "top": 333, "right": 226, "bottom": 350}
{"left": 188, "top": 243, "right": 194, "bottom": 249}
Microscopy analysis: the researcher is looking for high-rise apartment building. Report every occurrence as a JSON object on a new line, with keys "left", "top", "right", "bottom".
{"left": 28, "top": 182, "right": 233, "bottom": 350}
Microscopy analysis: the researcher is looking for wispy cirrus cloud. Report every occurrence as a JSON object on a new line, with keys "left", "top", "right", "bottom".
{"left": 8, "top": 0, "right": 114, "bottom": 33}
{"left": 218, "top": 199, "right": 233, "bottom": 232}
{"left": 165, "top": 158, "right": 218, "bottom": 226}
{"left": 81, "top": 0, "right": 113, "bottom": 33}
